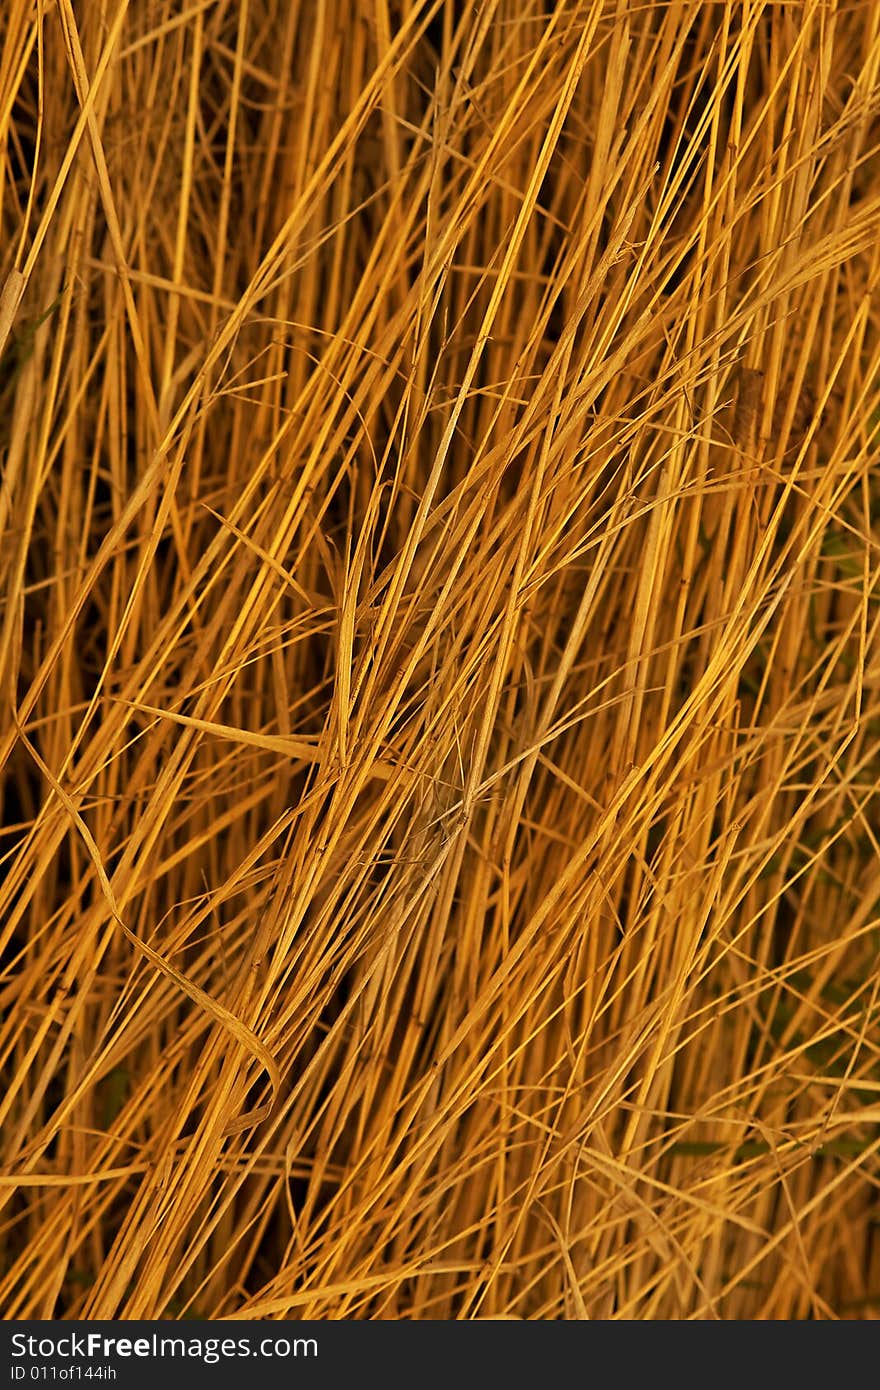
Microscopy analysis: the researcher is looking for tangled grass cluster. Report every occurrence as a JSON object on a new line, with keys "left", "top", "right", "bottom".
{"left": 1, "top": 0, "right": 880, "bottom": 1318}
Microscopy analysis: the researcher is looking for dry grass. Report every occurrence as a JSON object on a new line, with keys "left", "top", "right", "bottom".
{"left": 1, "top": 0, "right": 880, "bottom": 1320}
